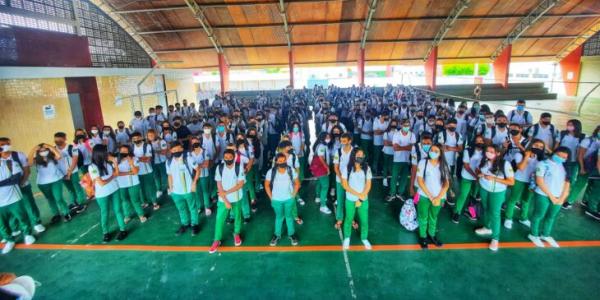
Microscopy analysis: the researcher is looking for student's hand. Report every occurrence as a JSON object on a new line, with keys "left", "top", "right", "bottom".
{"left": 225, "top": 201, "right": 232, "bottom": 209}
{"left": 65, "top": 171, "right": 72, "bottom": 180}
{"left": 580, "top": 168, "right": 587, "bottom": 175}
{"left": 432, "top": 197, "right": 441, "bottom": 207}
{"left": 502, "top": 140, "right": 510, "bottom": 149}
{"left": 218, "top": 190, "right": 227, "bottom": 199}
{"left": 483, "top": 174, "right": 495, "bottom": 181}
{"left": 191, "top": 184, "right": 197, "bottom": 193}
{"left": 550, "top": 196, "right": 560, "bottom": 205}
{"left": 524, "top": 150, "right": 532, "bottom": 159}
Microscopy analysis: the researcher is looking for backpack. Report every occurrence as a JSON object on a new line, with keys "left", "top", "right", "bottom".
{"left": 399, "top": 198, "right": 418, "bottom": 231}
{"left": 218, "top": 162, "right": 241, "bottom": 179}
{"left": 436, "top": 130, "right": 461, "bottom": 147}
{"left": 168, "top": 152, "right": 196, "bottom": 178}
{"left": 143, "top": 142, "right": 155, "bottom": 163}
{"left": 583, "top": 149, "right": 599, "bottom": 175}
{"left": 67, "top": 145, "right": 85, "bottom": 168}
{"left": 558, "top": 131, "right": 585, "bottom": 145}
{"left": 528, "top": 123, "right": 556, "bottom": 141}
{"left": 509, "top": 110, "right": 529, "bottom": 123}
{"left": 10, "top": 151, "right": 23, "bottom": 170}
{"left": 466, "top": 196, "right": 483, "bottom": 220}
{"left": 269, "top": 165, "right": 294, "bottom": 191}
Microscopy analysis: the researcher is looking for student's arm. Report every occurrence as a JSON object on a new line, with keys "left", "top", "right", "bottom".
{"left": 517, "top": 151, "right": 531, "bottom": 171}
{"left": 557, "top": 181, "right": 570, "bottom": 204}
{"left": 409, "top": 165, "right": 417, "bottom": 196}
{"left": 416, "top": 176, "right": 434, "bottom": 200}
{"left": 536, "top": 175, "right": 558, "bottom": 203}
{"left": 264, "top": 179, "right": 273, "bottom": 200}
{"left": 341, "top": 178, "right": 361, "bottom": 197}
{"left": 360, "top": 179, "right": 372, "bottom": 200}
{"left": 577, "top": 146, "right": 587, "bottom": 175}
{"left": 245, "top": 158, "right": 254, "bottom": 173}
{"left": 167, "top": 174, "right": 173, "bottom": 193}
{"left": 292, "top": 177, "right": 301, "bottom": 198}
{"left": 216, "top": 181, "right": 232, "bottom": 208}
{"left": 47, "top": 144, "right": 61, "bottom": 160}
{"left": 27, "top": 146, "right": 40, "bottom": 166}
{"left": 191, "top": 165, "right": 200, "bottom": 192}
{"left": 129, "top": 158, "right": 139, "bottom": 175}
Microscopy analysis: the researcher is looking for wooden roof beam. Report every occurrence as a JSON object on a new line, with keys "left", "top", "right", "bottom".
{"left": 183, "top": 0, "right": 223, "bottom": 54}
{"left": 278, "top": 0, "right": 292, "bottom": 49}
{"left": 360, "top": 0, "right": 379, "bottom": 49}
{"left": 113, "top": 0, "right": 342, "bottom": 14}
{"left": 555, "top": 19, "right": 600, "bottom": 60}
{"left": 423, "top": 0, "right": 470, "bottom": 61}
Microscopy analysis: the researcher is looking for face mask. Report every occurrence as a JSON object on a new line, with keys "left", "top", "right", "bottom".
{"left": 134, "top": 140, "right": 143, "bottom": 145}
{"left": 355, "top": 156, "right": 365, "bottom": 164}
{"left": 402, "top": 126, "right": 410, "bottom": 133}
{"left": 217, "top": 126, "right": 225, "bottom": 133}
{"left": 486, "top": 118, "right": 494, "bottom": 125}
{"left": 497, "top": 123, "right": 507, "bottom": 129}
{"left": 532, "top": 148, "right": 544, "bottom": 160}
{"left": 485, "top": 151, "right": 496, "bottom": 160}
{"left": 567, "top": 125, "right": 575, "bottom": 132}
{"left": 103, "top": 130, "right": 111, "bottom": 135}
{"left": 422, "top": 144, "right": 431, "bottom": 153}
{"left": 435, "top": 125, "right": 444, "bottom": 131}
{"left": 324, "top": 138, "right": 331, "bottom": 144}
{"left": 293, "top": 127, "right": 300, "bottom": 133}
{"left": 174, "top": 122, "right": 181, "bottom": 127}
{"left": 447, "top": 127, "right": 456, "bottom": 132}
{"left": 475, "top": 143, "right": 485, "bottom": 149}
{"left": 118, "top": 125, "right": 125, "bottom": 129}
{"left": 541, "top": 120, "right": 551, "bottom": 126}
{"left": 39, "top": 150, "right": 49, "bottom": 157}
{"left": 203, "top": 128, "right": 211, "bottom": 135}
{"left": 91, "top": 129, "right": 99, "bottom": 135}
{"left": 172, "top": 151, "right": 183, "bottom": 158}
{"left": 510, "top": 129, "right": 520, "bottom": 136}
{"left": 428, "top": 151, "right": 440, "bottom": 160}
{"left": 516, "top": 105, "right": 524, "bottom": 111}
{"left": 192, "top": 143, "right": 201, "bottom": 149}
{"left": 1, "top": 145, "right": 11, "bottom": 152}
{"left": 552, "top": 154, "right": 566, "bottom": 164}
{"left": 224, "top": 159, "right": 234, "bottom": 166}
{"left": 416, "top": 115, "right": 423, "bottom": 119}
{"left": 277, "top": 163, "right": 287, "bottom": 169}
{"left": 76, "top": 134, "right": 86, "bottom": 141}
{"left": 119, "top": 152, "right": 129, "bottom": 158}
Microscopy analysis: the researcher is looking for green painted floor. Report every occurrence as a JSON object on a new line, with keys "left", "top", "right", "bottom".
{"left": 1, "top": 178, "right": 600, "bottom": 299}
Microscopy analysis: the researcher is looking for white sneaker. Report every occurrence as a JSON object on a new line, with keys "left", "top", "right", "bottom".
{"left": 205, "top": 208, "right": 212, "bottom": 217}
{"left": 383, "top": 178, "right": 388, "bottom": 187}
{"left": 342, "top": 238, "right": 350, "bottom": 250}
{"left": 362, "top": 239, "right": 372, "bottom": 250}
{"left": 329, "top": 189, "right": 335, "bottom": 197}
{"left": 385, "top": 195, "right": 395, "bottom": 202}
{"left": 34, "top": 224, "right": 46, "bottom": 234}
{"left": 11, "top": 230, "right": 21, "bottom": 237}
{"left": 315, "top": 197, "right": 321, "bottom": 204}
{"left": 320, "top": 206, "right": 332, "bottom": 215}
{"left": 503, "top": 219, "right": 513, "bottom": 230}
{"left": 1, "top": 239, "right": 5, "bottom": 243}
{"left": 298, "top": 198, "right": 305, "bottom": 206}
{"left": 528, "top": 234, "right": 545, "bottom": 248}
{"left": 24, "top": 235, "right": 36, "bottom": 245}
{"left": 475, "top": 227, "right": 492, "bottom": 235}
{"left": 541, "top": 236, "right": 560, "bottom": 248}
{"left": 519, "top": 220, "right": 531, "bottom": 228}
{"left": 2, "top": 241, "right": 15, "bottom": 254}
{"left": 156, "top": 191, "right": 163, "bottom": 198}
{"left": 489, "top": 239, "right": 499, "bottom": 251}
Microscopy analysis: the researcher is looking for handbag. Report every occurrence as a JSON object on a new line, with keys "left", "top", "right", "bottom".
{"left": 399, "top": 198, "right": 419, "bottom": 231}
{"left": 309, "top": 155, "right": 328, "bottom": 177}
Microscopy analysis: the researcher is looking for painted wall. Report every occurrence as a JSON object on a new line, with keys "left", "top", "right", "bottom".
{"left": 577, "top": 56, "right": 600, "bottom": 101}
{"left": 95, "top": 75, "right": 157, "bottom": 128}
{"left": 0, "top": 78, "right": 74, "bottom": 151}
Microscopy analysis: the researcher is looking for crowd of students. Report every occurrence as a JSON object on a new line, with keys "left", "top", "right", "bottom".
{"left": 0, "top": 85, "right": 598, "bottom": 254}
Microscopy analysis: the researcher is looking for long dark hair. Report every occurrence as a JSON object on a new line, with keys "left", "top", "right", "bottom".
{"left": 35, "top": 143, "right": 57, "bottom": 167}
{"left": 346, "top": 147, "right": 369, "bottom": 177}
{"left": 479, "top": 144, "right": 506, "bottom": 176}
{"left": 426, "top": 143, "right": 452, "bottom": 185}
{"left": 566, "top": 119, "right": 583, "bottom": 139}
{"left": 313, "top": 132, "right": 330, "bottom": 152}
{"left": 92, "top": 144, "right": 110, "bottom": 176}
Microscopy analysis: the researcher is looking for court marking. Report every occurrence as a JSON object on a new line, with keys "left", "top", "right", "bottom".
{"left": 7, "top": 240, "right": 600, "bottom": 253}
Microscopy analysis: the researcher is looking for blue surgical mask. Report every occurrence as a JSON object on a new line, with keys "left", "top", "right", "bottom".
{"left": 429, "top": 151, "right": 440, "bottom": 160}
{"left": 552, "top": 154, "right": 565, "bottom": 164}
{"left": 402, "top": 126, "right": 410, "bottom": 133}
{"left": 422, "top": 144, "right": 431, "bottom": 153}
{"left": 217, "top": 126, "right": 225, "bottom": 133}
{"left": 293, "top": 127, "right": 300, "bottom": 133}
{"left": 516, "top": 105, "right": 524, "bottom": 111}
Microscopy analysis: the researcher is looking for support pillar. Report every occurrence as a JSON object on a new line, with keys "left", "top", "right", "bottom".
{"left": 424, "top": 46, "right": 438, "bottom": 90}
{"left": 358, "top": 48, "right": 365, "bottom": 87}
{"left": 559, "top": 45, "right": 583, "bottom": 97}
{"left": 218, "top": 52, "right": 229, "bottom": 96}
{"left": 493, "top": 44, "right": 511, "bottom": 88}
{"left": 288, "top": 50, "right": 295, "bottom": 89}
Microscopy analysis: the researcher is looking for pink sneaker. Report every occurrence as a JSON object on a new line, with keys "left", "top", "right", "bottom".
{"left": 234, "top": 234, "right": 242, "bottom": 246}
{"left": 209, "top": 241, "right": 221, "bottom": 254}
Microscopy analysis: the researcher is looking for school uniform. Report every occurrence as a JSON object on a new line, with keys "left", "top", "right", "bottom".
{"left": 531, "top": 158, "right": 568, "bottom": 238}
{"left": 390, "top": 130, "right": 416, "bottom": 198}
{"left": 333, "top": 146, "right": 353, "bottom": 221}
{"left": 6, "top": 152, "right": 40, "bottom": 227}
{"left": 359, "top": 118, "right": 373, "bottom": 159}
{"left": 238, "top": 146, "right": 255, "bottom": 218}
{"left": 454, "top": 148, "right": 483, "bottom": 215}
{"left": 116, "top": 157, "right": 145, "bottom": 219}
{"left": 167, "top": 154, "right": 199, "bottom": 228}
{"left": 416, "top": 158, "right": 446, "bottom": 239}
{"left": 190, "top": 150, "right": 209, "bottom": 211}
{"left": 213, "top": 163, "right": 245, "bottom": 242}
{"left": 0, "top": 158, "right": 31, "bottom": 242}
{"left": 382, "top": 130, "right": 396, "bottom": 183}
{"left": 151, "top": 139, "right": 169, "bottom": 192}
{"left": 478, "top": 161, "right": 514, "bottom": 241}
{"left": 289, "top": 132, "right": 306, "bottom": 180}
{"left": 556, "top": 133, "right": 583, "bottom": 188}
{"left": 567, "top": 137, "right": 599, "bottom": 205}
{"left": 314, "top": 143, "right": 330, "bottom": 206}
{"left": 342, "top": 166, "right": 372, "bottom": 240}
{"left": 115, "top": 129, "right": 131, "bottom": 146}
{"left": 36, "top": 160, "right": 68, "bottom": 217}
{"left": 89, "top": 163, "right": 125, "bottom": 235}
{"left": 372, "top": 118, "right": 389, "bottom": 173}
{"left": 505, "top": 155, "right": 539, "bottom": 223}
{"left": 133, "top": 143, "right": 157, "bottom": 205}
{"left": 56, "top": 145, "right": 86, "bottom": 207}
{"left": 266, "top": 167, "right": 298, "bottom": 238}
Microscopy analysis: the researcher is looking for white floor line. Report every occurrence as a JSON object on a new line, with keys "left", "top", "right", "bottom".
{"left": 334, "top": 205, "right": 357, "bottom": 299}
{"left": 67, "top": 223, "right": 99, "bottom": 244}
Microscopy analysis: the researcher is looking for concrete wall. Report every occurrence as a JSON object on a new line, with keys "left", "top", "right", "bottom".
{"left": 577, "top": 56, "right": 600, "bottom": 100}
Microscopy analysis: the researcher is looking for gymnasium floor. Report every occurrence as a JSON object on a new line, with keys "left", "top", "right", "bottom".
{"left": 1, "top": 177, "right": 599, "bottom": 299}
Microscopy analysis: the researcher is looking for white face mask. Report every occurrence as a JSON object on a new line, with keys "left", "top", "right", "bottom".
{"left": 91, "top": 129, "right": 99, "bottom": 135}
{"left": 1, "top": 145, "right": 10, "bottom": 153}
{"left": 103, "top": 130, "right": 111, "bottom": 135}
{"left": 203, "top": 129, "right": 211, "bottom": 135}
{"left": 39, "top": 150, "right": 49, "bottom": 157}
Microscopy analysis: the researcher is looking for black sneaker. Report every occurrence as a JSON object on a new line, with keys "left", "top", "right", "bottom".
{"left": 226, "top": 217, "right": 234, "bottom": 224}
{"left": 585, "top": 210, "right": 600, "bottom": 221}
{"left": 75, "top": 204, "right": 87, "bottom": 214}
{"left": 515, "top": 202, "right": 522, "bottom": 210}
{"left": 244, "top": 217, "right": 251, "bottom": 224}
{"left": 50, "top": 215, "right": 61, "bottom": 224}
{"left": 463, "top": 210, "right": 477, "bottom": 221}
{"left": 418, "top": 237, "right": 428, "bottom": 249}
{"left": 451, "top": 213, "right": 460, "bottom": 224}
{"left": 102, "top": 233, "right": 111, "bottom": 243}
{"left": 562, "top": 202, "right": 572, "bottom": 210}
{"left": 428, "top": 235, "right": 443, "bottom": 247}
{"left": 581, "top": 201, "right": 589, "bottom": 208}
{"left": 175, "top": 225, "right": 188, "bottom": 236}
{"left": 68, "top": 204, "right": 77, "bottom": 213}
{"left": 191, "top": 225, "right": 200, "bottom": 236}
{"left": 116, "top": 230, "right": 128, "bottom": 241}
{"left": 446, "top": 198, "right": 456, "bottom": 206}
{"left": 269, "top": 235, "right": 280, "bottom": 246}
{"left": 289, "top": 234, "right": 299, "bottom": 246}
{"left": 64, "top": 213, "right": 73, "bottom": 222}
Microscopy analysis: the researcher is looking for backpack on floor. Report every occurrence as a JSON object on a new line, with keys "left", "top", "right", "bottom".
{"left": 466, "top": 196, "right": 482, "bottom": 220}
{"left": 399, "top": 198, "right": 418, "bottom": 231}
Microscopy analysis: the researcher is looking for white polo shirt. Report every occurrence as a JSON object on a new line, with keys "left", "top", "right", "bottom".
{"left": 373, "top": 119, "right": 389, "bottom": 146}
{"left": 416, "top": 159, "right": 445, "bottom": 199}
{"left": 166, "top": 155, "right": 198, "bottom": 195}
{"left": 265, "top": 168, "right": 298, "bottom": 201}
{"left": 342, "top": 166, "right": 372, "bottom": 202}
{"left": 392, "top": 131, "right": 415, "bottom": 162}
{"left": 479, "top": 160, "right": 514, "bottom": 193}
{"left": 333, "top": 146, "right": 353, "bottom": 183}
{"left": 461, "top": 149, "right": 483, "bottom": 181}
{"left": 116, "top": 157, "right": 140, "bottom": 188}
{"left": 534, "top": 159, "right": 567, "bottom": 198}
{"left": 0, "top": 158, "right": 23, "bottom": 207}
{"left": 89, "top": 163, "right": 119, "bottom": 198}
{"left": 215, "top": 163, "right": 245, "bottom": 203}
{"left": 36, "top": 160, "right": 64, "bottom": 185}
{"left": 133, "top": 143, "right": 153, "bottom": 175}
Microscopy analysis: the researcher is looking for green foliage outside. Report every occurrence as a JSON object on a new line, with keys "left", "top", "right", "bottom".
{"left": 442, "top": 63, "right": 490, "bottom": 76}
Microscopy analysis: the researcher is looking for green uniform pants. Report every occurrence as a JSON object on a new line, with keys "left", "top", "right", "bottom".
{"left": 244, "top": 166, "right": 257, "bottom": 202}
{"left": 153, "top": 163, "right": 168, "bottom": 192}
{"left": 0, "top": 201, "right": 31, "bottom": 241}
{"left": 586, "top": 178, "right": 600, "bottom": 212}
{"left": 316, "top": 175, "right": 329, "bottom": 207}
{"left": 120, "top": 185, "right": 145, "bottom": 218}
{"left": 505, "top": 180, "right": 533, "bottom": 221}
{"left": 38, "top": 180, "right": 68, "bottom": 216}
{"left": 96, "top": 191, "right": 126, "bottom": 234}
{"left": 390, "top": 162, "right": 410, "bottom": 197}
{"left": 198, "top": 177, "right": 211, "bottom": 210}
{"left": 63, "top": 172, "right": 86, "bottom": 206}
{"left": 19, "top": 185, "right": 40, "bottom": 225}
{"left": 382, "top": 154, "right": 393, "bottom": 180}
{"left": 454, "top": 178, "right": 475, "bottom": 214}
{"left": 299, "top": 156, "right": 307, "bottom": 181}
{"left": 417, "top": 195, "right": 445, "bottom": 238}
{"left": 372, "top": 145, "right": 383, "bottom": 174}
{"left": 139, "top": 173, "right": 157, "bottom": 205}
{"left": 567, "top": 173, "right": 589, "bottom": 204}
{"left": 336, "top": 182, "right": 346, "bottom": 221}
{"left": 360, "top": 139, "right": 372, "bottom": 164}
{"left": 480, "top": 188, "right": 506, "bottom": 240}
{"left": 271, "top": 199, "right": 295, "bottom": 237}
{"left": 343, "top": 199, "right": 369, "bottom": 240}
{"left": 530, "top": 193, "right": 562, "bottom": 237}
{"left": 214, "top": 201, "right": 242, "bottom": 241}
{"left": 172, "top": 193, "right": 198, "bottom": 226}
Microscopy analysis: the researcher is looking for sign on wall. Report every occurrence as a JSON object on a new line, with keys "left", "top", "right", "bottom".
{"left": 43, "top": 104, "right": 56, "bottom": 120}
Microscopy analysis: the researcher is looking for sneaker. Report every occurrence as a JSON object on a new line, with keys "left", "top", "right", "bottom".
{"left": 385, "top": 195, "right": 395, "bottom": 202}
{"left": 320, "top": 206, "right": 332, "bottom": 214}
{"left": 362, "top": 239, "right": 372, "bottom": 250}
{"left": 175, "top": 225, "right": 188, "bottom": 236}
{"left": 116, "top": 231, "right": 128, "bottom": 241}
{"left": 298, "top": 198, "right": 305, "bottom": 206}
{"left": 475, "top": 227, "right": 492, "bottom": 235}
{"left": 2, "top": 241, "right": 15, "bottom": 254}
{"left": 1, "top": 239, "right": 5, "bottom": 243}
{"left": 142, "top": 203, "right": 150, "bottom": 209}
{"left": 528, "top": 234, "right": 545, "bottom": 248}
{"left": 515, "top": 202, "right": 522, "bottom": 210}
{"left": 562, "top": 202, "right": 572, "bottom": 210}
{"left": 11, "top": 230, "right": 21, "bottom": 237}
{"left": 124, "top": 217, "right": 131, "bottom": 225}
{"left": 64, "top": 213, "right": 73, "bottom": 222}
{"left": 585, "top": 210, "right": 600, "bottom": 221}
{"left": 581, "top": 201, "right": 588, "bottom": 208}
{"left": 209, "top": 241, "right": 221, "bottom": 254}
{"left": 329, "top": 188, "right": 335, "bottom": 197}
{"left": 342, "top": 238, "right": 350, "bottom": 250}
{"left": 451, "top": 213, "right": 459, "bottom": 224}
{"left": 24, "top": 235, "right": 35, "bottom": 245}
{"left": 102, "top": 233, "right": 111, "bottom": 243}
{"left": 519, "top": 219, "right": 531, "bottom": 227}
{"left": 75, "top": 204, "right": 87, "bottom": 214}
{"left": 396, "top": 195, "right": 405, "bottom": 202}
{"left": 234, "top": 234, "right": 242, "bottom": 246}
{"left": 191, "top": 225, "right": 200, "bottom": 236}
{"left": 315, "top": 197, "right": 321, "bottom": 204}
{"left": 428, "top": 235, "right": 443, "bottom": 247}
{"left": 156, "top": 191, "right": 163, "bottom": 198}
{"left": 289, "top": 234, "right": 299, "bottom": 246}
{"left": 50, "top": 215, "right": 61, "bottom": 224}
{"left": 139, "top": 216, "right": 148, "bottom": 223}
{"left": 244, "top": 217, "right": 251, "bottom": 224}
{"left": 226, "top": 217, "right": 234, "bottom": 225}
{"left": 295, "top": 217, "right": 304, "bottom": 225}
{"left": 153, "top": 204, "right": 161, "bottom": 211}
{"left": 446, "top": 198, "right": 455, "bottom": 206}
{"left": 68, "top": 203, "right": 77, "bottom": 212}
{"left": 269, "top": 235, "right": 280, "bottom": 246}
{"left": 205, "top": 208, "right": 212, "bottom": 217}
{"left": 418, "top": 237, "right": 428, "bottom": 249}
{"left": 503, "top": 219, "right": 513, "bottom": 230}
{"left": 489, "top": 239, "right": 499, "bottom": 251}
{"left": 463, "top": 211, "right": 477, "bottom": 221}
{"left": 33, "top": 224, "right": 45, "bottom": 234}
{"left": 541, "top": 236, "right": 560, "bottom": 248}
{"left": 383, "top": 178, "right": 388, "bottom": 187}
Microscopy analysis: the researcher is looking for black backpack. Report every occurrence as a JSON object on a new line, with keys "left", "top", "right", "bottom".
{"left": 67, "top": 145, "right": 85, "bottom": 168}
{"left": 509, "top": 110, "right": 529, "bottom": 123}
{"left": 10, "top": 151, "right": 23, "bottom": 170}
{"left": 167, "top": 152, "right": 196, "bottom": 178}
{"left": 218, "top": 162, "right": 241, "bottom": 179}
{"left": 269, "top": 165, "right": 294, "bottom": 191}
{"left": 558, "top": 131, "right": 585, "bottom": 145}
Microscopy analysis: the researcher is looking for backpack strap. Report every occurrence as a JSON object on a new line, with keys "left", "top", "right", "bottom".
{"left": 10, "top": 151, "right": 22, "bottom": 170}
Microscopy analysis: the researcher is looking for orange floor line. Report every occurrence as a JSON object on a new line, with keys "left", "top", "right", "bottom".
{"left": 10, "top": 240, "right": 600, "bottom": 253}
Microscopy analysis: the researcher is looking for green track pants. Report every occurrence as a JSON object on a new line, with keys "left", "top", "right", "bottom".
{"left": 272, "top": 198, "right": 295, "bottom": 237}
{"left": 530, "top": 193, "right": 562, "bottom": 237}
{"left": 96, "top": 191, "right": 126, "bottom": 234}
{"left": 505, "top": 180, "right": 533, "bottom": 221}
{"left": 38, "top": 180, "right": 68, "bottom": 216}
{"left": 343, "top": 200, "right": 369, "bottom": 240}
{"left": 214, "top": 201, "right": 242, "bottom": 241}
{"left": 480, "top": 188, "right": 506, "bottom": 240}
{"left": 417, "top": 195, "right": 444, "bottom": 238}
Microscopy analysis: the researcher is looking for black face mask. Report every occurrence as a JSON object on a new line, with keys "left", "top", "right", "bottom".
{"left": 510, "top": 129, "right": 520, "bottom": 136}
{"left": 174, "top": 122, "right": 181, "bottom": 127}
{"left": 118, "top": 125, "right": 125, "bottom": 129}
{"left": 475, "top": 143, "right": 485, "bottom": 149}
{"left": 277, "top": 163, "right": 287, "bottom": 169}
{"left": 541, "top": 120, "right": 551, "bottom": 126}
{"left": 134, "top": 140, "right": 143, "bottom": 145}
{"left": 76, "top": 134, "right": 86, "bottom": 141}
{"left": 497, "top": 123, "right": 507, "bottom": 129}
{"left": 192, "top": 143, "right": 201, "bottom": 149}
{"left": 416, "top": 115, "right": 423, "bottom": 120}
{"left": 224, "top": 159, "right": 234, "bottom": 165}
{"left": 447, "top": 127, "right": 456, "bottom": 132}
{"left": 532, "top": 148, "right": 545, "bottom": 161}
{"left": 355, "top": 156, "right": 365, "bottom": 164}
{"left": 172, "top": 151, "right": 183, "bottom": 158}
{"left": 435, "top": 125, "right": 444, "bottom": 131}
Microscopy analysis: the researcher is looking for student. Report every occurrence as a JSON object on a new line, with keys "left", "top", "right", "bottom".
{"left": 73, "top": 129, "right": 93, "bottom": 174}
{"left": 525, "top": 112, "right": 558, "bottom": 153}
{"left": 0, "top": 153, "right": 36, "bottom": 254}
{"left": 389, "top": 118, "right": 415, "bottom": 202}
{"left": 209, "top": 149, "right": 245, "bottom": 254}
{"left": 505, "top": 139, "right": 546, "bottom": 229}
{"left": 490, "top": 115, "right": 510, "bottom": 147}
{"left": 131, "top": 132, "right": 159, "bottom": 210}
{"left": 167, "top": 142, "right": 201, "bottom": 236}
{"left": 333, "top": 133, "right": 354, "bottom": 226}
{"left": 88, "top": 126, "right": 103, "bottom": 147}
{"left": 341, "top": 148, "right": 372, "bottom": 250}
{"left": 555, "top": 120, "right": 584, "bottom": 193}
{"left": 435, "top": 118, "right": 463, "bottom": 203}
{"left": 416, "top": 144, "right": 450, "bottom": 249}
{"left": 275, "top": 141, "right": 304, "bottom": 224}
{"left": 507, "top": 99, "right": 533, "bottom": 127}
{"left": 89, "top": 144, "right": 127, "bottom": 242}
{"left": 313, "top": 132, "right": 331, "bottom": 209}
{"left": 358, "top": 111, "right": 373, "bottom": 161}
{"left": 101, "top": 126, "right": 117, "bottom": 154}
{"left": 372, "top": 111, "right": 389, "bottom": 174}
{"left": 288, "top": 121, "right": 306, "bottom": 181}
{"left": 565, "top": 125, "right": 599, "bottom": 209}
{"left": 130, "top": 111, "right": 149, "bottom": 136}
{"left": 265, "top": 153, "right": 300, "bottom": 246}
{"left": 115, "top": 121, "right": 131, "bottom": 147}
{"left": 528, "top": 147, "right": 571, "bottom": 248}
{"left": 410, "top": 133, "right": 433, "bottom": 197}
{"left": 475, "top": 145, "right": 515, "bottom": 251}
{"left": 160, "top": 122, "right": 178, "bottom": 145}
{"left": 200, "top": 123, "right": 218, "bottom": 202}
{"left": 189, "top": 138, "right": 209, "bottom": 215}
{"left": 236, "top": 135, "right": 255, "bottom": 222}
{"left": 452, "top": 135, "right": 485, "bottom": 223}
{"left": 28, "top": 143, "right": 72, "bottom": 222}
{"left": 115, "top": 145, "right": 147, "bottom": 225}
{"left": 381, "top": 119, "right": 398, "bottom": 187}
{"left": 147, "top": 129, "right": 168, "bottom": 195}
{"left": 54, "top": 132, "right": 87, "bottom": 214}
